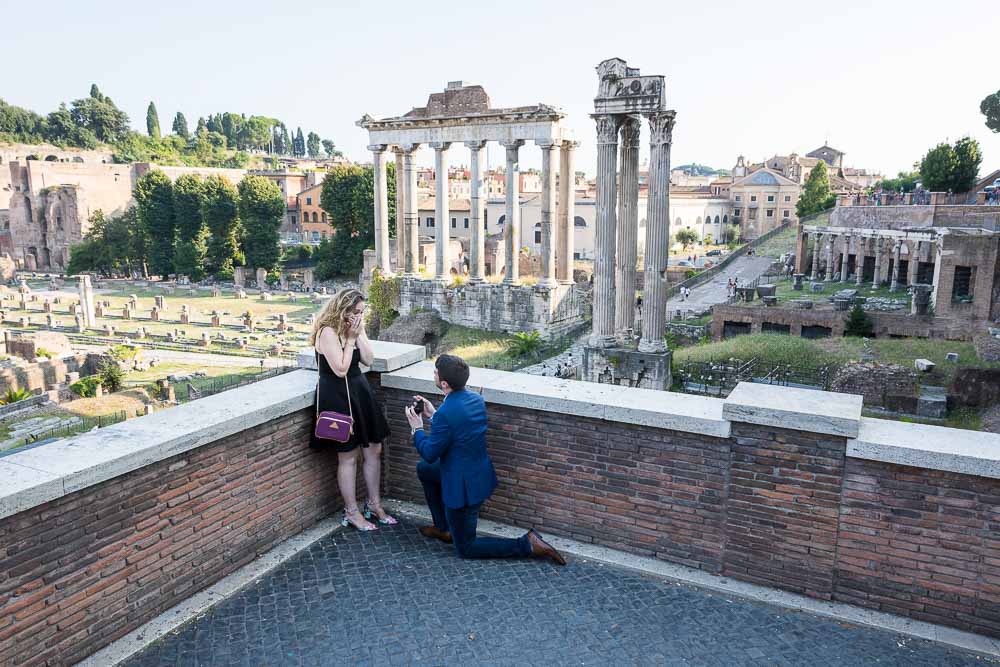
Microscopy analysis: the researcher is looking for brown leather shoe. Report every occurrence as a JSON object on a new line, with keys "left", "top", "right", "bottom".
{"left": 419, "top": 525, "right": 453, "bottom": 544}
{"left": 527, "top": 529, "right": 566, "bottom": 566}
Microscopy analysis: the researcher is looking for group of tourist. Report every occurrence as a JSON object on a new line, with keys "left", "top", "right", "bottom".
{"left": 726, "top": 277, "right": 742, "bottom": 298}
{"left": 308, "top": 288, "right": 566, "bottom": 565}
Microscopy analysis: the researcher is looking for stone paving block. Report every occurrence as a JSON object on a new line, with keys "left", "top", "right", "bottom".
{"left": 122, "top": 517, "right": 989, "bottom": 666}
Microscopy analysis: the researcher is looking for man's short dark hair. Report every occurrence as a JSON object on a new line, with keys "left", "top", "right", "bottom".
{"left": 435, "top": 354, "right": 469, "bottom": 391}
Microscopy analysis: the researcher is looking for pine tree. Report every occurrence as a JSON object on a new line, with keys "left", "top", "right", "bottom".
{"left": 172, "top": 112, "right": 189, "bottom": 139}
{"left": 134, "top": 170, "right": 176, "bottom": 278}
{"left": 307, "top": 132, "right": 321, "bottom": 158}
{"left": 146, "top": 102, "right": 161, "bottom": 139}
{"left": 844, "top": 303, "right": 873, "bottom": 337}
{"left": 280, "top": 125, "right": 292, "bottom": 156}
{"left": 796, "top": 162, "right": 832, "bottom": 218}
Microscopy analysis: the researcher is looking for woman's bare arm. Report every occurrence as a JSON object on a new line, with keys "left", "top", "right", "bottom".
{"left": 318, "top": 327, "right": 353, "bottom": 377}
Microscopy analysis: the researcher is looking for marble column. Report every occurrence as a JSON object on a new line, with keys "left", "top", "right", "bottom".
{"left": 811, "top": 232, "right": 821, "bottom": 278}
{"left": 557, "top": 141, "right": 577, "bottom": 284}
{"left": 501, "top": 140, "right": 524, "bottom": 285}
{"left": 466, "top": 140, "right": 486, "bottom": 282}
{"left": 890, "top": 240, "right": 902, "bottom": 291}
{"left": 431, "top": 142, "right": 451, "bottom": 281}
{"left": 393, "top": 148, "right": 405, "bottom": 273}
{"left": 590, "top": 114, "right": 621, "bottom": 347}
{"left": 872, "top": 237, "right": 883, "bottom": 289}
{"left": 615, "top": 116, "right": 641, "bottom": 336}
{"left": 401, "top": 143, "right": 420, "bottom": 276}
{"left": 825, "top": 234, "right": 836, "bottom": 282}
{"left": 638, "top": 111, "right": 675, "bottom": 354}
{"left": 908, "top": 241, "right": 920, "bottom": 285}
{"left": 856, "top": 237, "right": 865, "bottom": 286}
{"left": 537, "top": 140, "right": 558, "bottom": 288}
{"left": 369, "top": 145, "right": 390, "bottom": 275}
{"left": 840, "top": 237, "right": 849, "bottom": 282}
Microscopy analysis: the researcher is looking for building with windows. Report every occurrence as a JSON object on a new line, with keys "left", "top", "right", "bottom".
{"left": 296, "top": 183, "right": 331, "bottom": 243}
{"left": 730, "top": 168, "right": 800, "bottom": 239}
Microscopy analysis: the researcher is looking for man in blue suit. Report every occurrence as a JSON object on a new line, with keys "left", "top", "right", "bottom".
{"left": 404, "top": 354, "right": 565, "bottom": 564}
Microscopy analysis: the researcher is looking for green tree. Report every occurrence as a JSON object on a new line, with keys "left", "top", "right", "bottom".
{"left": 67, "top": 209, "right": 144, "bottom": 276}
{"left": 146, "top": 101, "right": 161, "bottom": 139}
{"left": 675, "top": 228, "right": 698, "bottom": 249}
{"left": 294, "top": 127, "right": 305, "bottom": 157}
{"left": 307, "top": 132, "right": 321, "bottom": 158}
{"left": 318, "top": 164, "right": 393, "bottom": 277}
{"left": 953, "top": 136, "right": 982, "bottom": 193}
{"left": 877, "top": 171, "right": 920, "bottom": 193}
{"left": 195, "top": 116, "right": 208, "bottom": 137}
{"left": 172, "top": 174, "right": 208, "bottom": 278}
{"left": 172, "top": 112, "right": 189, "bottom": 138}
{"left": 321, "top": 139, "right": 338, "bottom": 158}
{"left": 238, "top": 175, "right": 285, "bottom": 271}
{"left": 280, "top": 125, "right": 292, "bottom": 156}
{"left": 70, "top": 90, "right": 130, "bottom": 143}
{"left": 134, "top": 170, "right": 176, "bottom": 277}
{"left": 981, "top": 89, "right": 1000, "bottom": 133}
{"left": 202, "top": 175, "right": 241, "bottom": 276}
{"left": 920, "top": 138, "right": 982, "bottom": 193}
{"left": 796, "top": 161, "right": 834, "bottom": 217}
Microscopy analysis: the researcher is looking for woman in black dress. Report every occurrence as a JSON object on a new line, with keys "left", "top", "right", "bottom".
{"left": 310, "top": 288, "right": 394, "bottom": 531}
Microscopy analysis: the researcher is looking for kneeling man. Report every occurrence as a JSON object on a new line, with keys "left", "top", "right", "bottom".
{"left": 405, "top": 354, "right": 565, "bottom": 565}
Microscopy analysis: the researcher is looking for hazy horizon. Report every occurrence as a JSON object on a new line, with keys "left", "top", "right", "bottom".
{"left": 4, "top": 0, "right": 998, "bottom": 180}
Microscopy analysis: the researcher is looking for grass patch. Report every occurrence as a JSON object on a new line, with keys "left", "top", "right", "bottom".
{"left": 753, "top": 225, "right": 798, "bottom": 258}
{"left": 436, "top": 325, "right": 510, "bottom": 368}
{"left": 766, "top": 276, "right": 911, "bottom": 308}
{"left": 877, "top": 407, "right": 983, "bottom": 432}
{"left": 673, "top": 334, "right": 850, "bottom": 370}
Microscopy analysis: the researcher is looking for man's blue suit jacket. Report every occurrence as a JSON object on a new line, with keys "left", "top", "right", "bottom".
{"left": 413, "top": 389, "right": 499, "bottom": 509}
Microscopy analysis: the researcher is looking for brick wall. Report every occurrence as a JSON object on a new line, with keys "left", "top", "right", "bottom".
{"left": 0, "top": 408, "right": 346, "bottom": 666}
{"left": 837, "top": 458, "right": 1000, "bottom": 635}
{"left": 378, "top": 384, "right": 1000, "bottom": 638}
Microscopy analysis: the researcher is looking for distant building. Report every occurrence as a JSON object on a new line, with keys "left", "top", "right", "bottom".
{"left": 296, "top": 183, "right": 331, "bottom": 243}
{"left": 730, "top": 168, "right": 800, "bottom": 238}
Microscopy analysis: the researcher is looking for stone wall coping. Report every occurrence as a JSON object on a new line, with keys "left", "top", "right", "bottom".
{"left": 0, "top": 370, "right": 317, "bottom": 521}
{"left": 297, "top": 340, "right": 426, "bottom": 373}
{"left": 381, "top": 360, "right": 731, "bottom": 439}
{"left": 848, "top": 417, "right": 1000, "bottom": 480}
{"left": 722, "top": 382, "right": 862, "bottom": 438}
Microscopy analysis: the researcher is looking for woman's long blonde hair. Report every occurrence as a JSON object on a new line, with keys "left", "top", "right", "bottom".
{"left": 310, "top": 288, "right": 365, "bottom": 346}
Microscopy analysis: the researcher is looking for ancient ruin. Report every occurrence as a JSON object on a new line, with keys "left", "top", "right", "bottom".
{"left": 358, "top": 81, "right": 586, "bottom": 335}
{"left": 582, "top": 58, "right": 676, "bottom": 389}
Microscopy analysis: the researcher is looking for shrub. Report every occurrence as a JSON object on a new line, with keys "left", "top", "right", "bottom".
{"left": 0, "top": 387, "right": 33, "bottom": 405}
{"left": 109, "top": 344, "right": 138, "bottom": 361}
{"left": 71, "top": 376, "right": 101, "bottom": 398}
{"left": 844, "top": 304, "right": 874, "bottom": 337}
{"left": 98, "top": 359, "right": 125, "bottom": 393}
{"left": 366, "top": 271, "right": 401, "bottom": 338}
{"left": 448, "top": 275, "right": 467, "bottom": 289}
{"left": 35, "top": 347, "right": 54, "bottom": 359}
{"left": 506, "top": 331, "right": 543, "bottom": 358}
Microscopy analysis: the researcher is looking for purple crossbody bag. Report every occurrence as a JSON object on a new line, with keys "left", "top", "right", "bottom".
{"left": 314, "top": 350, "right": 354, "bottom": 443}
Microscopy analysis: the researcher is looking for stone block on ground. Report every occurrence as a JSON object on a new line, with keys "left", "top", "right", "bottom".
{"left": 379, "top": 311, "right": 449, "bottom": 354}
{"left": 916, "top": 385, "right": 947, "bottom": 418}
{"left": 914, "top": 358, "right": 935, "bottom": 372}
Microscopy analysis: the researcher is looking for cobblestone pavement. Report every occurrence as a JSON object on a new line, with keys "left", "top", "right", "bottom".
{"left": 125, "top": 517, "right": 995, "bottom": 666}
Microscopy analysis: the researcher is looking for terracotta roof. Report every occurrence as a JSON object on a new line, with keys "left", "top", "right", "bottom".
{"left": 417, "top": 196, "right": 471, "bottom": 211}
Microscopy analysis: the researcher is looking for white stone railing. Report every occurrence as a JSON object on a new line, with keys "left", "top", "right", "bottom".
{"left": 3, "top": 340, "right": 1000, "bottom": 523}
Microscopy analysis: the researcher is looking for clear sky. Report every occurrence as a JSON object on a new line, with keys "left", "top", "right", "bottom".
{"left": 3, "top": 0, "right": 998, "bottom": 178}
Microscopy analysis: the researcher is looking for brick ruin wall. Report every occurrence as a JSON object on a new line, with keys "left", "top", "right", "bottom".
{"left": 378, "top": 384, "right": 1000, "bottom": 638}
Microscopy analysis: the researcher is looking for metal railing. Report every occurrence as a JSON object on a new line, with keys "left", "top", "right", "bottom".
{"left": 674, "top": 357, "right": 836, "bottom": 397}
{"left": 170, "top": 365, "right": 299, "bottom": 402}
{"left": 18, "top": 410, "right": 129, "bottom": 447}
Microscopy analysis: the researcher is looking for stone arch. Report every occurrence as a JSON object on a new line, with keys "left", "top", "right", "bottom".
{"left": 675, "top": 217, "right": 682, "bottom": 227}
{"left": 44, "top": 155, "right": 59, "bottom": 162}
{"left": 533, "top": 223, "right": 542, "bottom": 244}
{"left": 573, "top": 215, "right": 586, "bottom": 227}
{"left": 72, "top": 156, "right": 85, "bottom": 163}
{"left": 723, "top": 214, "right": 728, "bottom": 224}
{"left": 714, "top": 215, "right": 720, "bottom": 225}
{"left": 497, "top": 214, "right": 506, "bottom": 226}
{"left": 695, "top": 216, "right": 702, "bottom": 226}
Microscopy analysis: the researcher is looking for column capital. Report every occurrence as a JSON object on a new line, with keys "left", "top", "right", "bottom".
{"left": 429, "top": 141, "right": 451, "bottom": 151}
{"left": 645, "top": 111, "right": 677, "bottom": 145}
{"left": 500, "top": 139, "right": 524, "bottom": 150}
{"left": 399, "top": 143, "right": 420, "bottom": 154}
{"left": 562, "top": 139, "right": 581, "bottom": 150}
{"left": 367, "top": 144, "right": 388, "bottom": 153}
{"left": 592, "top": 114, "right": 621, "bottom": 144}
{"left": 464, "top": 140, "right": 487, "bottom": 150}
{"left": 620, "top": 115, "right": 641, "bottom": 148}
{"left": 535, "top": 139, "right": 558, "bottom": 149}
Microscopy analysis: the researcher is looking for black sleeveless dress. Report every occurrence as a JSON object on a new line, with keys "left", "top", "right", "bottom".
{"left": 310, "top": 347, "right": 391, "bottom": 452}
